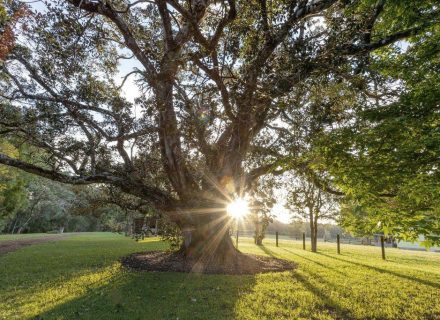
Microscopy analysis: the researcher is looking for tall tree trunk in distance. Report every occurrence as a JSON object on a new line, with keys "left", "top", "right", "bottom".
{"left": 9, "top": 217, "right": 19, "bottom": 234}
{"left": 255, "top": 217, "right": 263, "bottom": 245}
{"left": 312, "top": 219, "right": 318, "bottom": 253}
{"left": 309, "top": 205, "right": 318, "bottom": 253}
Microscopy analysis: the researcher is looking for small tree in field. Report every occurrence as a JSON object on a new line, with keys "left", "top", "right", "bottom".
{"left": 0, "top": 0, "right": 437, "bottom": 265}
{"left": 287, "top": 175, "right": 338, "bottom": 252}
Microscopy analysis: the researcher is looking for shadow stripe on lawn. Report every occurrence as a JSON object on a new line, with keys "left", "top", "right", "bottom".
{"left": 317, "top": 252, "right": 440, "bottom": 290}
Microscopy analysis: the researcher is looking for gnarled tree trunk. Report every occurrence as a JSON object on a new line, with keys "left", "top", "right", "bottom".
{"left": 181, "top": 223, "right": 237, "bottom": 258}
{"left": 170, "top": 201, "right": 240, "bottom": 271}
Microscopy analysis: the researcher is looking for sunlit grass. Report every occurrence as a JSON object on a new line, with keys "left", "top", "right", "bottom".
{"left": 1, "top": 233, "right": 439, "bottom": 319}
{"left": 238, "top": 238, "right": 440, "bottom": 319}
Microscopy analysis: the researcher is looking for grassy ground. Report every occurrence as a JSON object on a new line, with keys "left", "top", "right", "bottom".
{"left": 0, "top": 233, "right": 439, "bottom": 320}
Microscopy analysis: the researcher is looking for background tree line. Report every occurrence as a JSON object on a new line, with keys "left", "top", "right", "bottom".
{"left": 0, "top": 139, "right": 132, "bottom": 233}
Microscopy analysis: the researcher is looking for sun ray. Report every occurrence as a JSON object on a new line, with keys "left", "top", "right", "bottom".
{"left": 190, "top": 216, "right": 234, "bottom": 273}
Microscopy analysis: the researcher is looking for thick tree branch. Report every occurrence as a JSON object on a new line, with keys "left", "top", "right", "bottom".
{"left": 355, "top": 26, "right": 425, "bottom": 52}
{"left": 243, "top": 0, "right": 338, "bottom": 98}
{"left": 0, "top": 152, "right": 118, "bottom": 184}
{"left": 67, "top": 0, "right": 157, "bottom": 82}
{"left": 0, "top": 153, "right": 176, "bottom": 208}
{"left": 191, "top": 57, "right": 235, "bottom": 120}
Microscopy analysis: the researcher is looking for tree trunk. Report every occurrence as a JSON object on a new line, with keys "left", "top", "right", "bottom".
{"left": 9, "top": 217, "right": 19, "bottom": 234}
{"left": 312, "top": 225, "right": 318, "bottom": 252}
{"left": 309, "top": 207, "right": 317, "bottom": 253}
{"left": 310, "top": 227, "right": 317, "bottom": 252}
{"left": 177, "top": 211, "right": 239, "bottom": 271}
{"left": 155, "top": 80, "right": 190, "bottom": 196}
{"left": 254, "top": 218, "right": 263, "bottom": 245}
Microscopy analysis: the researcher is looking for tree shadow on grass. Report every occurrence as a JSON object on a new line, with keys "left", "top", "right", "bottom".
{"left": 257, "top": 245, "right": 347, "bottom": 277}
{"left": 292, "top": 271, "right": 356, "bottom": 320}
{"left": 35, "top": 270, "right": 256, "bottom": 320}
{"left": 279, "top": 248, "right": 348, "bottom": 276}
{"left": 317, "top": 252, "right": 440, "bottom": 290}
{"left": 255, "top": 245, "right": 356, "bottom": 319}
{"left": 257, "top": 245, "right": 277, "bottom": 257}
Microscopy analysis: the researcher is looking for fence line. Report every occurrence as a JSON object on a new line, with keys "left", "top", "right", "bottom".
{"left": 236, "top": 230, "right": 387, "bottom": 247}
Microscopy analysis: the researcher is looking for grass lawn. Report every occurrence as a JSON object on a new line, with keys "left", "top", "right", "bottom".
{"left": 0, "top": 233, "right": 439, "bottom": 320}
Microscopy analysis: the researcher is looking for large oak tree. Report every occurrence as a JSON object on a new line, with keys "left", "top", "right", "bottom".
{"left": 0, "top": 0, "right": 438, "bottom": 262}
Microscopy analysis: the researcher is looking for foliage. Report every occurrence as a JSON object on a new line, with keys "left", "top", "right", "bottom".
{"left": 0, "top": 233, "right": 439, "bottom": 319}
{"left": 316, "top": 18, "right": 440, "bottom": 245}
{"left": 0, "top": 140, "right": 29, "bottom": 230}
{"left": 0, "top": 171, "right": 136, "bottom": 234}
{"left": 0, "top": 0, "right": 28, "bottom": 60}
{"left": 158, "top": 216, "right": 183, "bottom": 251}
{"left": 287, "top": 175, "right": 339, "bottom": 222}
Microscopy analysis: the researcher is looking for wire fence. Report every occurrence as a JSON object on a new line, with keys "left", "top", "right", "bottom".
{"left": 237, "top": 230, "right": 391, "bottom": 247}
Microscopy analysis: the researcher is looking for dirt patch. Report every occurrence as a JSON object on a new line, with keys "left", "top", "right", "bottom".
{"left": 0, "top": 234, "right": 70, "bottom": 256}
{"left": 121, "top": 250, "right": 296, "bottom": 275}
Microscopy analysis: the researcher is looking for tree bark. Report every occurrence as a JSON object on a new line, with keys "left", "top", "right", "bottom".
{"left": 309, "top": 206, "right": 318, "bottom": 253}
{"left": 254, "top": 218, "right": 263, "bottom": 245}
{"left": 9, "top": 217, "right": 19, "bottom": 234}
{"left": 312, "top": 223, "right": 318, "bottom": 252}
{"left": 310, "top": 226, "right": 317, "bottom": 252}
{"left": 176, "top": 209, "right": 239, "bottom": 268}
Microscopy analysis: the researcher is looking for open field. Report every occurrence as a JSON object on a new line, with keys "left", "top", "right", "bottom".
{"left": 0, "top": 232, "right": 439, "bottom": 320}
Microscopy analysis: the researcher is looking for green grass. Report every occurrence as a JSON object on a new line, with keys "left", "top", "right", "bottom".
{"left": 1, "top": 233, "right": 439, "bottom": 320}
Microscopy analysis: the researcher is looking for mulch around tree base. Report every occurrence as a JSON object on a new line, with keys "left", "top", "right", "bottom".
{"left": 121, "top": 250, "right": 296, "bottom": 275}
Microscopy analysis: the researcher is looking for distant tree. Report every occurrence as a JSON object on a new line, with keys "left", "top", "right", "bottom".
{"left": 287, "top": 174, "right": 338, "bottom": 252}
{"left": 0, "top": 0, "right": 437, "bottom": 264}
{"left": 71, "top": 185, "right": 160, "bottom": 235}
{"left": 0, "top": 139, "right": 29, "bottom": 231}
{"left": 246, "top": 174, "right": 277, "bottom": 245}
{"left": 251, "top": 207, "right": 274, "bottom": 246}
{"left": 7, "top": 178, "right": 76, "bottom": 234}
{"left": 290, "top": 219, "right": 306, "bottom": 240}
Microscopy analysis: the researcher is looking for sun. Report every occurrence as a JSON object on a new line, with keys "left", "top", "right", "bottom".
{"left": 227, "top": 198, "right": 249, "bottom": 219}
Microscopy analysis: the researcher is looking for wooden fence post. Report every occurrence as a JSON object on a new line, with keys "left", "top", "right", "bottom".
{"left": 276, "top": 232, "right": 279, "bottom": 247}
{"left": 337, "top": 234, "right": 341, "bottom": 254}
{"left": 303, "top": 233, "right": 306, "bottom": 250}
{"left": 381, "top": 236, "right": 386, "bottom": 260}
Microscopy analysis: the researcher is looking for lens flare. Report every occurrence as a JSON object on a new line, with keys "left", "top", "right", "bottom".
{"left": 227, "top": 198, "right": 249, "bottom": 219}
